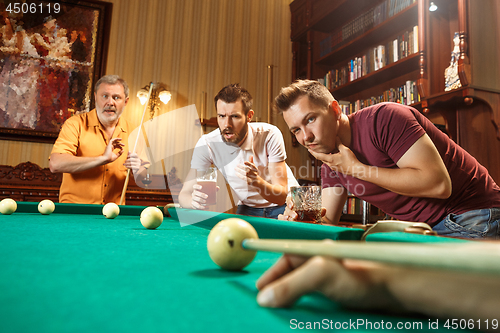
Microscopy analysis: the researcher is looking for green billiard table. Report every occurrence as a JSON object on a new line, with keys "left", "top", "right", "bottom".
{"left": 0, "top": 202, "right": 473, "bottom": 332}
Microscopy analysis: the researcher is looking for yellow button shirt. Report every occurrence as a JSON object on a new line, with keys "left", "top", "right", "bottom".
{"left": 50, "top": 109, "right": 131, "bottom": 204}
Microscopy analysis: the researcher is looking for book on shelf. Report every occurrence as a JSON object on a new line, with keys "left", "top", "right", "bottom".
{"left": 322, "top": 25, "right": 418, "bottom": 89}
{"left": 393, "top": 39, "right": 398, "bottom": 62}
{"left": 342, "top": 194, "right": 385, "bottom": 220}
{"left": 342, "top": 197, "right": 384, "bottom": 217}
{"left": 343, "top": 196, "right": 363, "bottom": 215}
{"left": 413, "top": 25, "right": 418, "bottom": 53}
{"left": 348, "top": 80, "right": 420, "bottom": 112}
{"left": 338, "top": 100, "right": 352, "bottom": 115}
{"left": 319, "top": 0, "right": 416, "bottom": 58}
{"left": 318, "top": 79, "right": 420, "bottom": 114}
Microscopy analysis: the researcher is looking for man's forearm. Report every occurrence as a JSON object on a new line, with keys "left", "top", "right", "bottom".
{"left": 352, "top": 164, "right": 451, "bottom": 199}
{"left": 384, "top": 265, "right": 500, "bottom": 324}
{"left": 178, "top": 188, "right": 194, "bottom": 208}
{"left": 254, "top": 178, "right": 288, "bottom": 205}
{"left": 311, "top": 134, "right": 452, "bottom": 200}
{"left": 49, "top": 153, "right": 108, "bottom": 174}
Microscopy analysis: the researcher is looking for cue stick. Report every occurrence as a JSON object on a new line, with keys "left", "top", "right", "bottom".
{"left": 267, "top": 65, "right": 273, "bottom": 123}
{"left": 119, "top": 82, "right": 154, "bottom": 205}
{"left": 242, "top": 239, "right": 500, "bottom": 276}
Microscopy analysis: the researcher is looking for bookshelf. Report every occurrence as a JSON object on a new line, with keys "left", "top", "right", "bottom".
{"left": 342, "top": 195, "right": 385, "bottom": 224}
{"left": 290, "top": 0, "right": 500, "bottom": 222}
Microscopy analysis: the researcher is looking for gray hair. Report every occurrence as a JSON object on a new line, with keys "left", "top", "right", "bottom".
{"left": 94, "top": 75, "right": 129, "bottom": 98}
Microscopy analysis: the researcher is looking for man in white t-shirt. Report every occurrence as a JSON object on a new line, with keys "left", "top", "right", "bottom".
{"left": 179, "top": 84, "right": 298, "bottom": 218}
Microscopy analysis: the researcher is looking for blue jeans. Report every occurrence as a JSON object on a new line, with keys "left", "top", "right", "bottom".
{"left": 432, "top": 208, "right": 500, "bottom": 239}
{"left": 236, "top": 204, "right": 286, "bottom": 219}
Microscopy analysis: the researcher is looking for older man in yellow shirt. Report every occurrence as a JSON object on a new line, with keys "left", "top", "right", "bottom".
{"left": 49, "top": 75, "right": 148, "bottom": 204}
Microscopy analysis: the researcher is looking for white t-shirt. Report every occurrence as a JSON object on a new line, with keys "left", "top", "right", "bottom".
{"left": 191, "top": 122, "right": 298, "bottom": 208}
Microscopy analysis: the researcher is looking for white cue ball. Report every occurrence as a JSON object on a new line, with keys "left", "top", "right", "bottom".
{"left": 0, "top": 198, "right": 17, "bottom": 215}
{"left": 140, "top": 206, "right": 164, "bottom": 229}
{"left": 38, "top": 199, "right": 55, "bottom": 215}
{"left": 102, "top": 203, "right": 120, "bottom": 219}
{"left": 207, "top": 218, "right": 258, "bottom": 271}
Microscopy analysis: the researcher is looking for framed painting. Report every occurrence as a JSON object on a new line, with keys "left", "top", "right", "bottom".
{"left": 0, "top": 0, "right": 112, "bottom": 143}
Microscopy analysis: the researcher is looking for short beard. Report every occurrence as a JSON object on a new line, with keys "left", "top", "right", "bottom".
{"left": 220, "top": 121, "right": 248, "bottom": 146}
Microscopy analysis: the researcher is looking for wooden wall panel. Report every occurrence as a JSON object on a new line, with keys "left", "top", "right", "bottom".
{"left": 469, "top": 0, "right": 500, "bottom": 91}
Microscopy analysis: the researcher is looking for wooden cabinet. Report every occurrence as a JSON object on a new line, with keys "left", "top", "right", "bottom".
{"left": 290, "top": 0, "right": 500, "bottom": 183}
{"left": 0, "top": 162, "right": 179, "bottom": 206}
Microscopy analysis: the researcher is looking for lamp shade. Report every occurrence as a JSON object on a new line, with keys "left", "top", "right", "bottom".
{"left": 159, "top": 90, "right": 172, "bottom": 104}
{"left": 137, "top": 89, "right": 149, "bottom": 105}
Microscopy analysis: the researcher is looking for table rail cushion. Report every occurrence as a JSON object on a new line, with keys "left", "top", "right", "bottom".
{"left": 364, "top": 231, "right": 470, "bottom": 243}
{"left": 169, "top": 208, "right": 365, "bottom": 240}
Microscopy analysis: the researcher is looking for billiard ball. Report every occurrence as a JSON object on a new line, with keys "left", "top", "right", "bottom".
{"left": 0, "top": 198, "right": 17, "bottom": 215}
{"left": 102, "top": 203, "right": 120, "bottom": 219}
{"left": 207, "top": 218, "right": 258, "bottom": 271}
{"left": 140, "top": 206, "right": 163, "bottom": 229}
{"left": 163, "top": 203, "right": 180, "bottom": 217}
{"left": 38, "top": 199, "right": 55, "bottom": 215}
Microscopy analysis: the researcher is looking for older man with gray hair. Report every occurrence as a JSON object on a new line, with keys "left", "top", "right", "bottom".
{"left": 50, "top": 75, "right": 148, "bottom": 204}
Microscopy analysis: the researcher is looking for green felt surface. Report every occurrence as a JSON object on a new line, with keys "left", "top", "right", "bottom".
{"left": 0, "top": 203, "right": 472, "bottom": 332}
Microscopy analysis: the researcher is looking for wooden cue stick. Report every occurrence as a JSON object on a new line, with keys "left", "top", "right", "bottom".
{"left": 119, "top": 83, "right": 154, "bottom": 205}
{"left": 242, "top": 239, "right": 500, "bottom": 275}
{"left": 267, "top": 65, "right": 273, "bottom": 123}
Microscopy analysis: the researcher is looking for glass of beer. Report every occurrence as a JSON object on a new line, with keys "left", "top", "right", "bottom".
{"left": 290, "top": 186, "right": 322, "bottom": 223}
{"left": 196, "top": 167, "right": 217, "bottom": 205}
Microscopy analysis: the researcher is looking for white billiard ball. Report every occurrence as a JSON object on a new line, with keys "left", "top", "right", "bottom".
{"left": 102, "top": 203, "right": 120, "bottom": 219}
{"left": 0, "top": 198, "right": 17, "bottom": 215}
{"left": 38, "top": 199, "right": 55, "bottom": 215}
{"left": 140, "top": 206, "right": 164, "bottom": 229}
{"left": 207, "top": 218, "right": 258, "bottom": 271}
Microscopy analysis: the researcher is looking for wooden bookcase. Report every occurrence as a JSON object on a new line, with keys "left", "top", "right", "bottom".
{"left": 290, "top": 0, "right": 500, "bottom": 222}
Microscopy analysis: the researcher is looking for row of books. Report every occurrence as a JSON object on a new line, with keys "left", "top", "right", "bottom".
{"left": 342, "top": 197, "right": 385, "bottom": 220}
{"left": 342, "top": 194, "right": 383, "bottom": 215}
{"left": 343, "top": 197, "right": 364, "bottom": 215}
{"left": 338, "top": 101, "right": 354, "bottom": 116}
{"left": 320, "top": 26, "right": 418, "bottom": 90}
{"left": 394, "top": 25, "right": 419, "bottom": 60}
{"left": 319, "top": 0, "right": 416, "bottom": 58}
{"left": 388, "top": 0, "right": 416, "bottom": 17}
{"left": 337, "top": 80, "right": 421, "bottom": 115}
